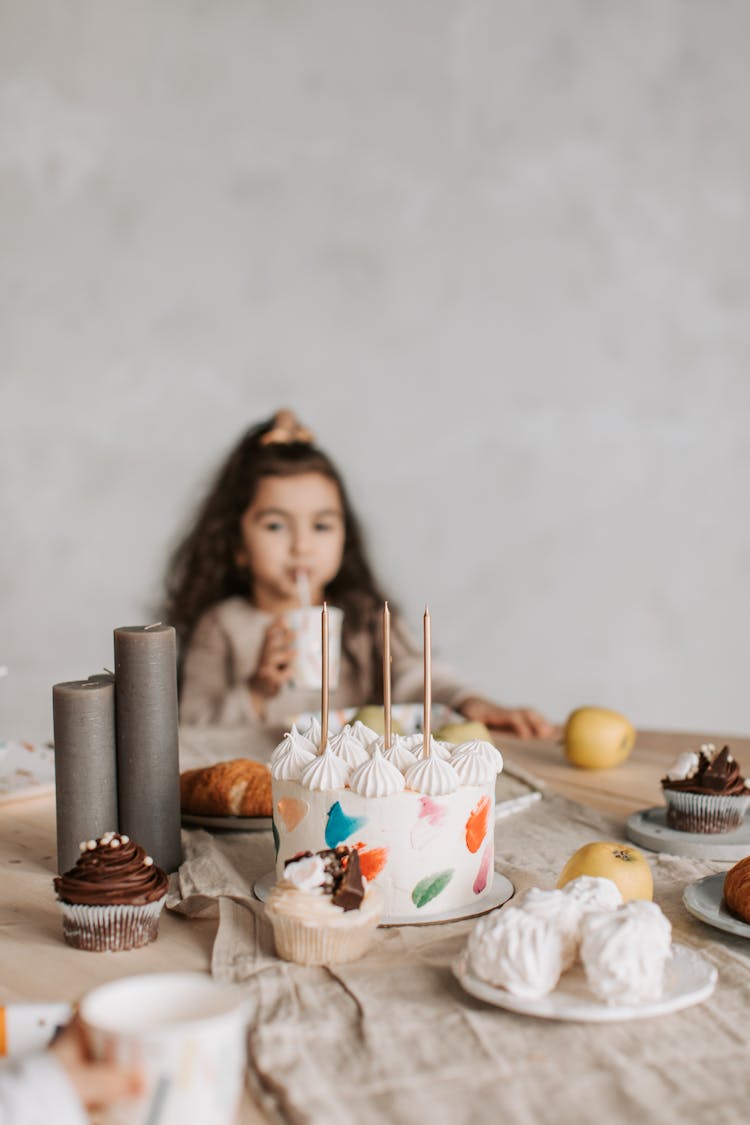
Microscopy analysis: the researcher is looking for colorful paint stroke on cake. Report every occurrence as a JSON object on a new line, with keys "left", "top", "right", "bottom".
{"left": 465, "top": 796, "right": 491, "bottom": 854}
{"left": 411, "top": 869, "right": 454, "bottom": 909}
{"left": 276, "top": 797, "right": 309, "bottom": 832}
{"left": 272, "top": 818, "right": 280, "bottom": 858}
{"left": 325, "top": 801, "right": 367, "bottom": 848}
{"left": 355, "top": 844, "right": 389, "bottom": 881}
{"left": 473, "top": 842, "right": 492, "bottom": 895}
{"left": 418, "top": 797, "right": 447, "bottom": 826}
{"left": 410, "top": 796, "right": 448, "bottom": 850}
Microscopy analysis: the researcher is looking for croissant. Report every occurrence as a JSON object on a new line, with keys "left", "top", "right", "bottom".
{"left": 180, "top": 759, "right": 272, "bottom": 818}
{"left": 723, "top": 855, "right": 750, "bottom": 924}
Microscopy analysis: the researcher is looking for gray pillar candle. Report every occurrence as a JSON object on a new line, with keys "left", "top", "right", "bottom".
{"left": 52, "top": 678, "right": 118, "bottom": 874}
{"left": 114, "top": 624, "right": 182, "bottom": 872}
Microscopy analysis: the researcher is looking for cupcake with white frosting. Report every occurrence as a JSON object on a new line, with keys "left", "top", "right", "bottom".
{"left": 265, "top": 846, "right": 383, "bottom": 965}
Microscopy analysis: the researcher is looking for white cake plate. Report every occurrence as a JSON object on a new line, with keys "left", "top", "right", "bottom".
{"left": 626, "top": 807, "right": 750, "bottom": 860}
{"left": 253, "top": 869, "right": 514, "bottom": 927}
{"left": 453, "top": 944, "right": 716, "bottom": 1022}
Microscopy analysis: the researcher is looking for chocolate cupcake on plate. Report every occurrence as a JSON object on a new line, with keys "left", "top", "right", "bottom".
{"left": 661, "top": 744, "right": 750, "bottom": 834}
{"left": 54, "top": 831, "right": 168, "bottom": 951}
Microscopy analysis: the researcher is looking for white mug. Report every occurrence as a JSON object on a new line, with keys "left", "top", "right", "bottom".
{"left": 80, "top": 972, "right": 250, "bottom": 1125}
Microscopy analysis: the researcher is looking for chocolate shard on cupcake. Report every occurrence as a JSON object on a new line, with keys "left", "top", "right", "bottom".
{"left": 661, "top": 744, "right": 750, "bottom": 834}
{"left": 268, "top": 845, "right": 382, "bottom": 965}
{"left": 54, "top": 831, "right": 168, "bottom": 951}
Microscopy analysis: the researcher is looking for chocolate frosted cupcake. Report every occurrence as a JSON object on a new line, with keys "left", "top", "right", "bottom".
{"left": 661, "top": 744, "right": 750, "bottom": 833}
{"left": 265, "top": 846, "right": 383, "bottom": 965}
{"left": 54, "top": 831, "right": 168, "bottom": 951}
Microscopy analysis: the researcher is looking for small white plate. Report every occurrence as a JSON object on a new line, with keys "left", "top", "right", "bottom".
{"left": 181, "top": 813, "right": 272, "bottom": 832}
{"left": 254, "top": 869, "right": 514, "bottom": 927}
{"left": 683, "top": 872, "right": 750, "bottom": 939}
{"left": 452, "top": 943, "right": 716, "bottom": 1022}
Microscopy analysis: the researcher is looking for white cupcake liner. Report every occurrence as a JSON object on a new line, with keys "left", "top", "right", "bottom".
{"left": 57, "top": 895, "right": 166, "bottom": 952}
{"left": 663, "top": 789, "right": 749, "bottom": 834}
{"left": 266, "top": 908, "right": 380, "bottom": 965}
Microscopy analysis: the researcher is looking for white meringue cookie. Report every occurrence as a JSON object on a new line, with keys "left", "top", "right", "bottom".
{"left": 404, "top": 754, "right": 459, "bottom": 796}
{"left": 349, "top": 748, "right": 405, "bottom": 797}
{"left": 348, "top": 720, "right": 379, "bottom": 750}
{"left": 269, "top": 731, "right": 317, "bottom": 768}
{"left": 299, "top": 746, "right": 352, "bottom": 791}
{"left": 380, "top": 737, "right": 419, "bottom": 773}
{"left": 452, "top": 739, "right": 504, "bottom": 775}
{"left": 282, "top": 853, "right": 327, "bottom": 891}
{"left": 467, "top": 906, "right": 565, "bottom": 998}
{"left": 517, "top": 887, "right": 583, "bottom": 970}
{"left": 299, "top": 716, "right": 322, "bottom": 747}
{"left": 328, "top": 726, "right": 370, "bottom": 769}
{"left": 270, "top": 738, "right": 317, "bottom": 781}
{"left": 451, "top": 750, "right": 496, "bottom": 788}
{"left": 559, "top": 875, "right": 623, "bottom": 915}
{"left": 580, "top": 899, "right": 672, "bottom": 1005}
{"left": 409, "top": 736, "right": 453, "bottom": 761}
{"left": 665, "top": 750, "right": 700, "bottom": 782}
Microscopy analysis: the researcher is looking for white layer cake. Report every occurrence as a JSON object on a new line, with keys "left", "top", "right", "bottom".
{"left": 270, "top": 724, "right": 503, "bottom": 919}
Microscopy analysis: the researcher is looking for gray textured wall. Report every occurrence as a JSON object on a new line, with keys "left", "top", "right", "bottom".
{"left": 2, "top": 2, "right": 749, "bottom": 743}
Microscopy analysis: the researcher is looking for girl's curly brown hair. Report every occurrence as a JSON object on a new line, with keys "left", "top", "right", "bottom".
{"left": 162, "top": 414, "right": 389, "bottom": 682}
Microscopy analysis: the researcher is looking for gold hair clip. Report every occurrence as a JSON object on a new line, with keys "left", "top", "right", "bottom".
{"left": 259, "top": 408, "right": 315, "bottom": 446}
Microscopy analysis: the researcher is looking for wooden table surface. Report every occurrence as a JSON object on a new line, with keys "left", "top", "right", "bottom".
{"left": 1, "top": 726, "right": 748, "bottom": 1121}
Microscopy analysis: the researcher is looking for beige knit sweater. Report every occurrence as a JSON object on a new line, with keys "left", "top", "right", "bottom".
{"left": 179, "top": 597, "right": 473, "bottom": 734}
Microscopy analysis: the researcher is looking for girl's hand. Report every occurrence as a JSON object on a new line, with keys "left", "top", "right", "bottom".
{"left": 459, "top": 696, "right": 558, "bottom": 740}
{"left": 249, "top": 617, "right": 295, "bottom": 700}
{"left": 51, "top": 1016, "right": 143, "bottom": 1111}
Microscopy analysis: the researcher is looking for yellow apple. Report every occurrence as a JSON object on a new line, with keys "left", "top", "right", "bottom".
{"left": 352, "top": 706, "right": 403, "bottom": 736}
{"left": 564, "top": 706, "right": 635, "bottom": 769}
{"left": 556, "top": 841, "right": 653, "bottom": 902}
{"left": 434, "top": 720, "right": 491, "bottom": 744}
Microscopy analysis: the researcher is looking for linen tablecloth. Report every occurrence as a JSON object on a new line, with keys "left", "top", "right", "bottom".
{"left": 169, "top": 775, "right": 750, "bottom": 1125}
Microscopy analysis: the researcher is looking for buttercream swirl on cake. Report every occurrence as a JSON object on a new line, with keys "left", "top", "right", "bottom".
{"left": 451, "top": 750, "right": 495, "bottom": 787}
{"left": 380, "top": 738, "right": 418, "bottom": 772}
{"left": 53, "top": 832, "right": 168, "bottom": 907}
{"left": 270, "top": 738, "right": 317, "bottom": 781}
{"left": 349, "top": 748, "right": 405, "bottom": 797}
{"left": 348, "top": 720, "right": 378, "bottom": 749}
{"left": 404, "top": 753, "right": 459, "bottom": 795}
{"left": 270, "top": 729, "right": 316, "bottom": 767}
{"left": 329, "top": 726, "right": 370, "bottom": 769}
{"left": 452, "top": 739, "right": 504, "bottom": 774}
{"left": 299, "top": 746, "right": 352, "bottom": 790}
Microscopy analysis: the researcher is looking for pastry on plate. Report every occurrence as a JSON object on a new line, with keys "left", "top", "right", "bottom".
{"left": 180, "top": 758, "right": 272, "bottom": 818}
{"left": 723, "top": 854, "right": 750, "bottom": 923}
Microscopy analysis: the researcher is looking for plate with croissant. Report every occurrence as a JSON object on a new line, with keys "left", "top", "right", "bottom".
{"left": 180, "top": 759, "right": 273, "bottom": 831}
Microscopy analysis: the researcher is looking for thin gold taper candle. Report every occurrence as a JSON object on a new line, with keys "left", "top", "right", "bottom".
{"left": 423, "top": 605, "right": 432, "bottom": 757}
{"left": 320, "top": 602, "right": 329, "bottom": 751}
{"left": 383, "top": 601, "right": 392, "bottom": 750}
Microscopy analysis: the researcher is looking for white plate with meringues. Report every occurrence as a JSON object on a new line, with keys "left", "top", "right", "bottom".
{"left": 452, "top": 944, "right": 717, "bottom": 1022}
{"left": 683, "top": 872, "right": 750, "bottom": 939}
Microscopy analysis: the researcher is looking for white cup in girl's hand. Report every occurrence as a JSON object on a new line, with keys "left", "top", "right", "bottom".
{"left": 80, "top": 973, "right": 250, "bottom": 1125}
{"left": 285, "top": 605, "right": 343, "bottom": 691}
